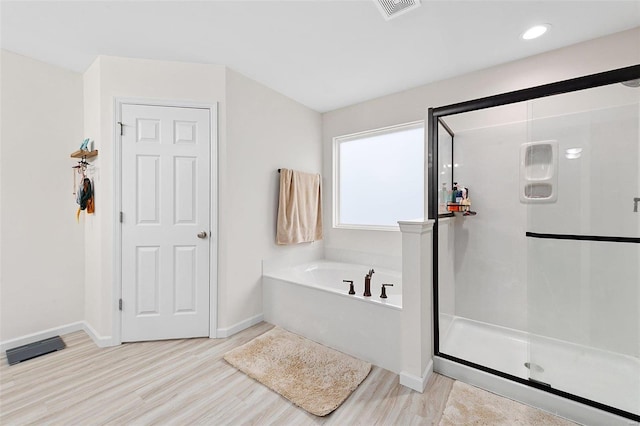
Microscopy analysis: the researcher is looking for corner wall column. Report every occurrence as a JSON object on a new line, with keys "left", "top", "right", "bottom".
{"left": 398, "top": 219, "right": 435, "bottom": 392}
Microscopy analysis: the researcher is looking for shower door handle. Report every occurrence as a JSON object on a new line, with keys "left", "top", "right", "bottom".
{"left": 634, "top": 197, "right": 639, "bottom": 212}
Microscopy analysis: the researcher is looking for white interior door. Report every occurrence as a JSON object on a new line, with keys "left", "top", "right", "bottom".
{"left": 121, "top": 103, "right": 211, "bottom": 342}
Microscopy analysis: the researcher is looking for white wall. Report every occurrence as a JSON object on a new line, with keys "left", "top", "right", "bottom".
{"left": 0, "top": 52, "right": 322, "bottom": 344}
{"left": 82, "top": 57, "right": 102, "bottom": 335}
{"left": 452, "top": 98, "right": 639, "bottom": 358}
{"left": 82, "top": 57, "right": 322, "bottom": 339}
{"left": 527, "top": 100, "right": 639, "bottom": 357}
{"left": 223, "top": 69, "right": 322, "bottom": 329}
{"left": 453, "top": 120, "right": 529, "bottom": 331}
{"left": 0, "top": 50, "right": 85, "bottom": 341}
{"left": 321, "top": 27, "right": 640, "bottom": 261}
{"left": 443, "top": 78, "right": 639, "bottom": 345}
{"left": 83, "top": 56, "right": 227, "bottom": 339}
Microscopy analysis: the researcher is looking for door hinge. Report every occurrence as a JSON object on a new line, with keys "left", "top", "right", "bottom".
{"left": 117, "top": 121, "right": 124, "bottom": 136}
{"left": 120, "top": 212, "right": 123, "bottom": 223}
{"left": 119, "top": 299, "right": 123, "bottom": 311}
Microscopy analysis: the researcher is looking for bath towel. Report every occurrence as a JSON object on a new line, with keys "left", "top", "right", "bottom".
{"left": 276, "top": 168, "right": 323, "bottom": 245}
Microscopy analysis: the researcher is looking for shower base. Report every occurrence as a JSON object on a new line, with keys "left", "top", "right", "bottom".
{"left": 438, "top": 316, "right": 639, "bottom": 420}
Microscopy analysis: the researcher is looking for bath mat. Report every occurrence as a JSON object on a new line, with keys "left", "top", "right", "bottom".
{"left": 223, "top": 326, "right": 371, "bottom": 416}
{"left": 439, "top": 381, "right": 576, "bottom": 425}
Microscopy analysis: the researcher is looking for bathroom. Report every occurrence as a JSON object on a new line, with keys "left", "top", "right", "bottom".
{"left": 1, "top": 8, "right": 638, "bottom": 425}
{"left": 264, "top": 33, "right": 639, "bottom": 424}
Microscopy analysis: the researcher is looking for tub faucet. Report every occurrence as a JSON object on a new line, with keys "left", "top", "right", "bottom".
{"left": 343, "top": 280, "right": 355, "bottom": 295}
{"left": 380, "top": 283, "right": 393, "bottom": 299}
{"left": 364, "top": 269, "right": 374, "bottom": 297}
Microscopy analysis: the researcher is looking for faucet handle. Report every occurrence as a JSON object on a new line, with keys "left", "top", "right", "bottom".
{"left": 343, "top": 280, "right": 355, "bottom": 295}
{"left": 380, "top": 283, "right": 394, "bottom": 299}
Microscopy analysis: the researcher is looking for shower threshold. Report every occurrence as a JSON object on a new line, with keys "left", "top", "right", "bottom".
{"left": 438, "top": 315, "right": 639, "bottom": 418}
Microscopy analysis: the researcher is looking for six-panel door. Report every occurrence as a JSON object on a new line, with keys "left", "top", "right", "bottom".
{"left": 121, "top": 104, "right": 211, "bottom": 342}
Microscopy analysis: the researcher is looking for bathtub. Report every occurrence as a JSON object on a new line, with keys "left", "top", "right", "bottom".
{"left": 263, "top": 260, "right": 403, "bottom": 373}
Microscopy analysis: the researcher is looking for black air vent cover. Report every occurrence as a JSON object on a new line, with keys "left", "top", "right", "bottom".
{"left": 6, "top": 336, "right": 65, "bottom": 365}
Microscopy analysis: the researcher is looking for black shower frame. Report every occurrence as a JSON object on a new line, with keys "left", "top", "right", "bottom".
{"left": 428, "top": 64, "right": 640, "bottom": 422}
{"left": 437, "top": 118, "right": 455, "bottom": 219}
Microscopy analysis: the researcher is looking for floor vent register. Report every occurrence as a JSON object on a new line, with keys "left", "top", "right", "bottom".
{"left": 6, "top": 336, "right": 65, "bottom": 365}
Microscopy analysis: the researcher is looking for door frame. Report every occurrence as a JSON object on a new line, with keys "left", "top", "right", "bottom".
{"left": 113, "top": 97, "right": 219, "bottom": 344}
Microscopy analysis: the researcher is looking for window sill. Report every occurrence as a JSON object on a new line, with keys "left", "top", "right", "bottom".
{"left": 333, "top": 224, "right": 400, "bottom": 232}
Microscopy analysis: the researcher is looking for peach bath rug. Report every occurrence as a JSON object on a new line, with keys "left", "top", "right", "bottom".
{"left": 224, "top": 326, "right": 371, "bottom": 416}
{"left": 439, "top": 381, "right": 576, "bottom": 425}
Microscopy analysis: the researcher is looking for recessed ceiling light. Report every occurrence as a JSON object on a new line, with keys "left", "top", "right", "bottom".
{"left": 522, "top": 24, "right": 550, "bottom": 40}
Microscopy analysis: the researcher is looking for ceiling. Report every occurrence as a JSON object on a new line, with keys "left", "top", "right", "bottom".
{"left": 1, "top": 1, "right": 639, "bottom": 112}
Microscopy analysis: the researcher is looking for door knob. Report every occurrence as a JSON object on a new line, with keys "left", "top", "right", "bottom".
{"left": 197, "top": 231, "right": 208, "bottom": 239}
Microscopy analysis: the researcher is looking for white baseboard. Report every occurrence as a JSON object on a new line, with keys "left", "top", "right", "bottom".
{"left": 2, "top": 314, "right": 264, "bottom": 355}
{"left": 81, "top": 322, "right": 114, "bottom": 347}
{"left": 216, "top": 313, "right": 264, "bottom": 338}
{"left": 0, "top": 321, "right": 114, "bottom": 355}
{"left": 0, "top": 321, "right": 85, "bottom": 353}
{"left": 399, "top": 360, "right": 434, "bottom": 393}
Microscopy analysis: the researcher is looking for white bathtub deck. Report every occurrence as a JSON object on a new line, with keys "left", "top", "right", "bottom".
{"left": 264, "top": 260, "right": 402, "bottom": 310}
{"left": 440, "top": 316, "right": 640, "bottom": 417}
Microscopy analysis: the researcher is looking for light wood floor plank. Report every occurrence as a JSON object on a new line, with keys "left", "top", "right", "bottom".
{"left": 0, "top": 321, "right": 566, "bottom": 425}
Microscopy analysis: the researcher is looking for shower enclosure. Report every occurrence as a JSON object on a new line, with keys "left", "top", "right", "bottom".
{"left": 428, "top": 65, "right": 640, "bottom": 422}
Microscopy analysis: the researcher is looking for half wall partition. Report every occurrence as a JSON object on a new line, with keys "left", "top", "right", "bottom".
{"left": 428, "top": 65, "right": 640, "bottom": 422}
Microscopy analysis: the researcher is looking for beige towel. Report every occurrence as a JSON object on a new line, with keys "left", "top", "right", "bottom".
{"left": 276, "top": 168, "right": 323, "bottom": 245}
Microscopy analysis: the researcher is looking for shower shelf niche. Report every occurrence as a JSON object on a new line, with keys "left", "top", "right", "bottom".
{"left": 519, "top": 140, "right": 558, "bottom": 204}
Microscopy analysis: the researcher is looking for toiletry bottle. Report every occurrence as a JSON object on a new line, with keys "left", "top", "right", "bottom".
{"left": 440, "top": 183, "right": 447, "bottom": 212}
{"left": 452, "top": 182, "right": 458, "bottom": 203}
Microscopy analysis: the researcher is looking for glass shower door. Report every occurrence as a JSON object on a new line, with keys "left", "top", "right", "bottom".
{"left": 526, "top": 83, "right": 640, "bottom": 417}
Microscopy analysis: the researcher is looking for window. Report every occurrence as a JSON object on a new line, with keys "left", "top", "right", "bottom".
{"left": 333, "top": 121, "right": 424, "bottom": 230}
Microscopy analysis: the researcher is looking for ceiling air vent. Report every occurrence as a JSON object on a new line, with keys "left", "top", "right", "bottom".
{"left": 373, "top": 0, "right": 421, "bottom": 21}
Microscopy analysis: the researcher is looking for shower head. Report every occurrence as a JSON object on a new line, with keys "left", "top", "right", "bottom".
{"left": 621, "top": 78, "right": 640, "bottom": 88}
